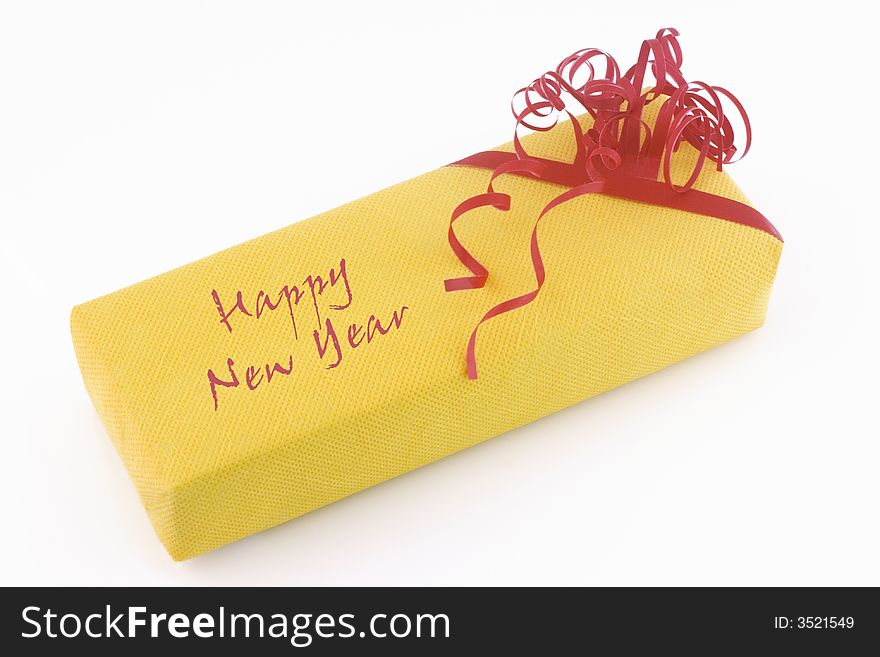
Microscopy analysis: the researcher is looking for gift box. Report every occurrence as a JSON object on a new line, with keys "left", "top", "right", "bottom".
{"left": 71, "top": 28, "right": 782, "bottom": 560}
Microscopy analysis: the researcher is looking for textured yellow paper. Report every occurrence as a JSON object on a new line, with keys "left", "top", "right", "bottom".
{"left": 71, "top": 113, "right": 782, "bottom": 560}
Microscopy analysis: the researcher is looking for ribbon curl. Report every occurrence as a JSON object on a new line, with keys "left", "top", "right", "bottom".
{"left": 444, "top": 28, "right": 780, "bottom": 379}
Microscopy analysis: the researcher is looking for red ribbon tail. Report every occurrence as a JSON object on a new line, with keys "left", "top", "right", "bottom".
{"left": 444, "top": 192, "right": 510, "bottom": 292}
{"left": 465, "top": 182, "right": 606, "bottom": 379}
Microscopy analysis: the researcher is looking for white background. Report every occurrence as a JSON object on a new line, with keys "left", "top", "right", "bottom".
{"left": 1, "top": 1, "right": 877, "bottom": 586}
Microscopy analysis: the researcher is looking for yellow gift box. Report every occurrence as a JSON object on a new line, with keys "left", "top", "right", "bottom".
{"left": 71, "top": 29, "right": 781, "bottom": 560}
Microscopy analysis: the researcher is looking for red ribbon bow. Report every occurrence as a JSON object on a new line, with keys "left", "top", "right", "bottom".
{"left": 444, "top": 27, "right": 781, "bottom": 379}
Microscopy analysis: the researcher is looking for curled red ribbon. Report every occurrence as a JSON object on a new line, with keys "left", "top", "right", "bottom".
{"left": 444, "top": 28, "right": 781, "bottom": 379}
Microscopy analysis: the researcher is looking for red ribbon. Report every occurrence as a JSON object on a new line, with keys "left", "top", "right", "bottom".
{"left": 443, "top": 28, "right": 781, "bottom": 379}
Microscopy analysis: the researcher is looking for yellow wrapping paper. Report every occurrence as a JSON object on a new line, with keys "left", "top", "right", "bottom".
{"left": 71, "top": 111, "right": 782, "bottom": 560}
